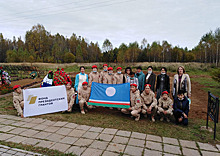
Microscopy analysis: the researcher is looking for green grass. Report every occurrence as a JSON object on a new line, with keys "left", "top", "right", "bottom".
{"left": 0, "top": 141, "right": 76, "bottom": 156}
{"left": 0, "top": 95, "right": 219, "bottom": 145}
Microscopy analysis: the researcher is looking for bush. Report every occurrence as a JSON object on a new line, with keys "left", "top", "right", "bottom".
{"left": 211, "top": 68, "right": 220, "bottom": 83}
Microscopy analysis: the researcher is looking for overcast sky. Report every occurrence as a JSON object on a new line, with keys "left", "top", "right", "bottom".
{"left": 0, "top": 0, "right": 219, "bottom": 50}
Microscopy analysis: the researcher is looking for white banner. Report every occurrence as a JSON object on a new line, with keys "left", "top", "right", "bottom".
{"left": 23, "top": 85, "right": 68, "bottom": 117}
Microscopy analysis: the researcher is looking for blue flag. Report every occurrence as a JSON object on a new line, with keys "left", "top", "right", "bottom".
{"left": 88, "top": 82, "right": 130, "bottom": 108}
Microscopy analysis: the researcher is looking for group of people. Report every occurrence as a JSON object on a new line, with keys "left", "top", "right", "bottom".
{"left": 12, "top": 64, "right": 191, "bottom": 125}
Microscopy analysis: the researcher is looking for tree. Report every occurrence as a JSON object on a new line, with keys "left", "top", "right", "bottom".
{"left": 75, "top": 44, "right": 83, "bottom": 62}
{"left": 64, "top": 52, "right": 75, "bottom": 63}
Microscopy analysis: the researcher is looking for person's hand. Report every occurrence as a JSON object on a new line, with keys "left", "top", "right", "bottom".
{"left": 21, "top": 114, "right": 24, "bottom": 118}
{"left": 23, "top": 87, "right": 27, "bottom": 90}
{"left": 183, "top": 113, "right": 188, "bottom": 118}
{"left": 178, "top": 117, "right": 182, "bottom": 122}
{"left": 85, "top": 102, "right": 88, "bottom": 106}
{"left": 128, "top": 107, "right": 132, "bottom": 111}
{"left": 163, "top": 111, "right": 167, "bottom": 115}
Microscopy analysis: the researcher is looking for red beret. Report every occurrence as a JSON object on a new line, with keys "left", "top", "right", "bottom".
{"left": 92, "top": 65, "right": 97, "bottom": 68}
{"left": 117, "top": 67, "right": 122, "bottom": 70}
{"left": 162, "top": 91, "right": 169, "bottom": 95}
{"left": 0, "top": 66, "right": 2, "bottom": 69}
{"left": 82, "top": 82, "right": 88, "bottom": 85}
{"left": 130, "top": 84, "right": 137, "bottom": 87}
{"left": 103, "top": 64, "right": 108, "bottom": 67}
{"left": 144, "top": 84, "right": 151, "bottom": 88}
{"left": 13, "top": 85, "right": 21, "bottom": 90}
{"left": 108, "top": 67, "right": 113, "bottom": 71}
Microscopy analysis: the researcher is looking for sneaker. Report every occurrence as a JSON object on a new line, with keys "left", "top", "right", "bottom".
{"left": 135, "top": 114, "right": 140, "bottom": 121}
{"left": 160, "top": 117, "right": 164, "bottom": 122}
{"left": 166, "top": 118, "right": 170, "bottom": 122}
{"left": 81, "top": 111, "right": 85, "bottom": 114}
{"left": 152, "top": 117, "right": 155, "bottom": 122}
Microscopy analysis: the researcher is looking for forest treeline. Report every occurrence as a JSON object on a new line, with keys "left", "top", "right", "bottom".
{"left": 0, "top": 24, "right": 219, "bottom": 66}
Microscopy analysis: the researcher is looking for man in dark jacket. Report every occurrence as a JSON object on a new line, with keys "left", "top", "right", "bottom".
{"left": 173, "top": 90, "right": 189, "bottom": 125}
{"left": 145, "top": 66, "right": 156, "bottom": 92}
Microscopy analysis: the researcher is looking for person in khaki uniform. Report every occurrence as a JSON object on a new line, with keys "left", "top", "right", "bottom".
{"left": 157, "top": 91, "right": 173, "bottom": 122}
{"left": 78, "top": 82, "right": 93, "bottom": 114}
{"left": 114, "top": 67, "right": 126, "bottom": 84}
{"left": 103, "top": 67, "right": 116, "bottom": 84}
{"left": 121, "top": 84, "right": 142, "bottom": 121}
{"left": 141, "top": 84, "right": 157, "bottom": 122}
{"left": 99, "top": 64, "right": 108, "bottom": 83}
{"left": 13, "top": 85, "right": 24, "bottom": 117}
{"left": 66, "top": 82, "right": 75, "bottom": 112}
{"left": 89, "top": 65, "right": 100, "bottom": 86}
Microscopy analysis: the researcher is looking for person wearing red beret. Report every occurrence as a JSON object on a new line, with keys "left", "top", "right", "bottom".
{"left": 103, "top": 67, "right": 116, "bottom": 84}
{"left": 12, "top": 85, "right": 24, "bottom": 117}
{"left": 157, "top": 91, "right": 173, "bottom": 122}
{"left": 114, "top": 67, "right": 126, "bottom": 84}
{"left": 89, "top": 65, "right": 100, "bottom": 86}
{"left": 141, "top": 84, "right": 157, "bottom": 122}
{"left": 78, "top": 82, "right": 93, "bottom": 114}
{"left": 99, "top": 64, "right": 108, "bottom": 83}
{"left": 121, "top": 84, "right": 142, "bottom": 121}
{"left": 65, "top": 82, "right": 75, "bottom": 112}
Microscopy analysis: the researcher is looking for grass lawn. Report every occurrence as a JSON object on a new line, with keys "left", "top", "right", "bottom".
{"left": 0, "top": 95, "right": 219, "bottom": 145}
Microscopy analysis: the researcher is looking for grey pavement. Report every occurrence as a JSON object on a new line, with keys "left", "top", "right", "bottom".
{"left": 0, "top": 114, "right": 219, "bottom": 156}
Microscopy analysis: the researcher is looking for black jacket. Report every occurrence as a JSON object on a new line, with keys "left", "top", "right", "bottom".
{"left": 156, "top": 74, "right": 170, "bottom": 93}
{"left": 173, "top": 96, "right": 189, "bottom": 115}
{"left": 145, "top": 72, "right": 156, "bottom": 92}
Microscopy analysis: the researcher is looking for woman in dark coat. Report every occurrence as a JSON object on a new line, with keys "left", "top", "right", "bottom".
{"left": 145, "top": 66, "right": 156, "bottom": 92}
{"left": 156, "top": 67, "right": 170, "bottom": 100}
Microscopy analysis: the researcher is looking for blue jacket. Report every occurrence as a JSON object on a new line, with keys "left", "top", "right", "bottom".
{"left": 135, "top": 71, "right": 145, "bottom": 91}
{"left": 173, "top": 96, "right": 189, "bottom": 115}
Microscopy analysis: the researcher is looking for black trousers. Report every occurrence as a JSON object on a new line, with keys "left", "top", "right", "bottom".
{"left": 174, "top": 111, "right": 188, "bottom": 125}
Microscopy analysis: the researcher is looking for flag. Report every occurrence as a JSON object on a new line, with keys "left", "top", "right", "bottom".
{"left": 88, "top": 82, "right": 130, "bottom": 108}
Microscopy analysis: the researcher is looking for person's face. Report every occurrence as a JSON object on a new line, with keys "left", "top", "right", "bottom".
{"left": 178, "top": 67, "right": 184, "bottom": 75}
{"left": 66, "top": 83, "right": 71, "bottom": 90}
{"left": 161, "top": 68, "right": 166, "bottom": 74}
{"left": 145, "top": 86, "right": 150, "bottom": 94}
{"left": 148, "top": 68, "right": 152, "bottom": 73}
{"left": 103, "top": 66, "right": 108, "bottom": 70}
{"left": 130, "top": 74, "right": 134, "bottom": 78}
{"left": 162, "top": 94, "right": 168, "bottom": 100}
{"left": 83, "top": 85, "right": 88, "bottom": 89}
{"left": 16, "top": 87, "right": 22, "bottom": 94}
{"left": 137, "top": 69, "right": 141, "bottom": 73}
{"left": 177, "top": 94, "right": 184, "bottom": 100}
{"left": 81, "top": 68, "right": 85, "bottom": 73}
{"left": 93, "top": 68, "right": 97, "bottom": 72}
{"left": 117, "top": 69, "right": 122, "bottom": 74}
{"left": 126, "top": 69, "right": 131, "bottom": 74}
{"left": 131, "top": 86, "right": 136, "bottom": 92}
{"left": 108, "top": 70, "right": 113, "bottom": 75}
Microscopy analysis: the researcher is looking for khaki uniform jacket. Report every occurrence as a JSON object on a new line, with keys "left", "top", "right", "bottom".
{"left": 66, "top": 88, "right": 75, "bottom": 106}
{"left": 78, "top": 87, "right": 91, "bottom": 102}
{"left": 13, "top": 91, "right": 24, "bottom": 116}
{"left": 141, "top": 91, "right": 157, "bottom": 109}
{"left": 114, "top": 73, "right": 124, "bottom": 84}
{"left": 172, "top": 74, "right": 191, "bottom": 97}
{"left": 99, "top": 71, "right": 108, "bottom": 83}
{"left": 158, "top": 97, "right": 173, "bottom": 114}
{"left": 89, "top": 72, "right": 100, "bottom": 86}
{"left": 103, "top": 74, "right": 116, "bottom": 84}
{"left": 130, "top": 90, "right": 142, "bottom": 110}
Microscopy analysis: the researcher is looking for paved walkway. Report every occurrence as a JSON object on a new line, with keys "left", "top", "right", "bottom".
{"left": 0, "top": 144, "right": 42, "bottom": 156}
{"left": 0, "top": 115, "right": 219, "bottom": 156}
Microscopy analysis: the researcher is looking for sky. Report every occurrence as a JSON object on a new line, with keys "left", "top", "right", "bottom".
{"left": 0, "top": 0, "right": 219, "bottom": 50}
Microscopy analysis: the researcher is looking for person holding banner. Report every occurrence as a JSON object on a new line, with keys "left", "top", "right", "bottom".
{"left": 66, "top": 82, "right": 75, "bottom": 112}
{"left": 74, "top": 66, "right": 88, "bottom": 104}
{"left": 103, "top": 67, "right": 116, "bottom": 84}
{"left": 121, "top": 84, "right": 142, "bottom": 121}
{"left": 99, "top": 64, "right": 108, "bottom": 83}
{"left": 157, "top": 91, "right": 173, "bottom": 122}
{"left": 78, "top": 82, "right": 93, "bottom": 114}
{"left": 89, "top": 65, "right": 100, "bottom": 86}
{"left": 13, "top": 85, "right": 24, "bottom": 117}
{"left": 114, "top": 67, "right": 126, "bottom": 84}
{"left": 141, "top": 84, "right": 157, "bottom": 122}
